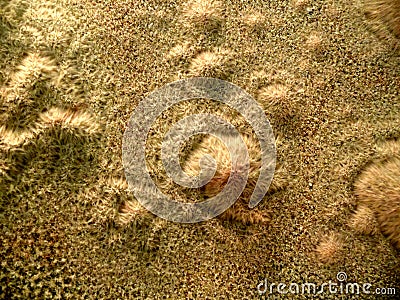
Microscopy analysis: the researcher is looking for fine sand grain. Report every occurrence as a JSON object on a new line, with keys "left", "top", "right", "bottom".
{"left": 1, "top": 0, "right": 399, "bottom": 298}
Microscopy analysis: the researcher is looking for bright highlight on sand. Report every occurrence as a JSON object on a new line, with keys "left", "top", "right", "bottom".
{"left": 122, "top": 77, "right": 276, "bottom": 223}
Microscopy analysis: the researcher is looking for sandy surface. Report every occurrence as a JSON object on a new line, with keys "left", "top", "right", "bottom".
{"left": 1, "top": 0, "right": 399, "bottom": 298}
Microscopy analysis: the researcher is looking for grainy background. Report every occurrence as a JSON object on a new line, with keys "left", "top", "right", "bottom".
{"left": 1, "top": 0, "right": 399, "bottom": 298}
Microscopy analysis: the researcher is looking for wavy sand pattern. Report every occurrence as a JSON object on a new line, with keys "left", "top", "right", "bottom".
{"left": 1, "top": 0, "right": 399, "bottom": 298}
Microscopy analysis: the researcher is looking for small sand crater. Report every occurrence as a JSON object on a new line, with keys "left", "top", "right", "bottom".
{"left": 167, "top": 42, "right": 192, "bottom": 62}
{"left": 39, "top": 107, "right": 99, "bottom": 135}
{"left": 118, "top": 199, "right": 150, "bottom": 226}
{"left": 315, "top": 232, "right": 345, "bottom": 264}
{"left": 242, "top": 11, "right": 267, "bottom": 30}
{"left": 181, "top": 0, "right": 224, "bottom": 30}
{"left": 258, "top": 83, "right": 289, "bottom": 101}
{"left": 188, "top": 49, "right": 232, "bottom": 77}
{"left": 305, "top": 32, "right": 324, "bottom": 51}
{"left": 348, "top": 205, "right": 379, "bottom": 235}
{"left": 354, "top": 146, "right": 400, "bottom": 249}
